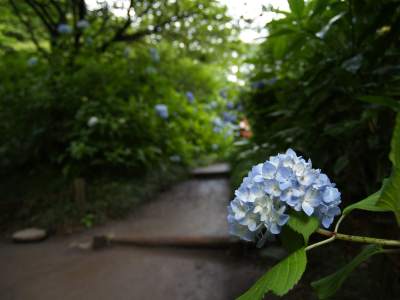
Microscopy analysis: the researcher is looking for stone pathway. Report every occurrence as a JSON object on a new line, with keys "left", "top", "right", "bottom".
{"left": 0, "top": 165, "right": 266, "bottom": 300}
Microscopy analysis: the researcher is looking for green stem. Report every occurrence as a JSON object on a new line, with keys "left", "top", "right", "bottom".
{"left": 305, "top": 234, "right": 335, "bottom": 251}
{"left": 306, "top": 228, "right": 400, "bottom": 251}
{"left": 317, "top": 228, "right": 400, "bottom": 247}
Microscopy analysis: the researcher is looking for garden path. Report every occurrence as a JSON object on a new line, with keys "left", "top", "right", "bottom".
{"left": 0, "top": 164, "right": 266, "bottom": 300}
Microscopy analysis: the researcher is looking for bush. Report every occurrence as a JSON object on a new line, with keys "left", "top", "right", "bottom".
{"left": 236, "top": 0, "right": 400, "bottom": 202}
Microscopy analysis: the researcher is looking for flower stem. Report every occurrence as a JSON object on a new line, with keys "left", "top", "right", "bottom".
{"left": 306, "top": 228, "right": 400, "bottom": 251}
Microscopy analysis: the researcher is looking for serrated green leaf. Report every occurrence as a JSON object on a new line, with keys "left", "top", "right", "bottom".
{"left": 280, "top": 226, "right": 304, "bottom": 253}
{"left": 237, "top": 248, "right": 307, "bottom": 300}
{"left": 377, "top": 168, "right": 400, "bottom": 225}
{"left": 358, "top": 96, "right": 400, "bottom": 111}
{"left": 389, "top": 113, "right": 400, "bottom": 166}
{"left": 343, "top": 189, "right": 391, "bottom": 215}
{"left": 287, "top": 212, "right": 319, "bottom": 243}
{"left": 288, "top": 0, "right": 305, "bottom": 18}
{"left": 311, "top": 244, "right": 384, "bottom": 299}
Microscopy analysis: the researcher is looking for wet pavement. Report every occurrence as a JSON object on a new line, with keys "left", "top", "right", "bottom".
{"left": 0, "top": 167, "right": 267, "bottom": 300}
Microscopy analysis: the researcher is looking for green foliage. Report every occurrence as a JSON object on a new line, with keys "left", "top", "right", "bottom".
{"left": 237, "top": 248, "right": 307, "bottom": 300}
{"left": 389, "top": 113, "right": 400, "bottom": 167}
{"left": 0, "top": 48, "right": 234, "bottom": 177}
{"left": 311, "top": 245, "right": 384, "bottom": 299}
{"left": 239, "top": 0, "right": 399, "bottom": 202}
{"left": 342, "top": 189, "right": 390, "bottom": 215}
{"left": 280, "top": 226, "right": 304, "bottom": 253}
{"left": 358, "top": 96, "right": 400, "bottom": 112}
{"left": 376, "top": 113, "right": 400, "bottom": 224}
{"left": 0, "top": 0, "right": 242, "bottom": 228}
{"left": 287, "top": 212, "right": 319, "bottom": 243}
{"left": 377, "top": 168, "right": 400, "bottom": 225}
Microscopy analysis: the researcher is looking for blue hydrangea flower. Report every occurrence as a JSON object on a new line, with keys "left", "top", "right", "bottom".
{"left": 186, "top": 91, "right": 195, "bottom": 103}
{"left": 87, "top": 116, "right": 99, "bottom": 127}
{"left": 57, "top": 23, "right": 72, "bottom": 34}
{"left": 77, "top": 19, "right": 90, "bottom": 29}
{"left": 169, "top": 155, "right": 181, "bottom": 163}
{"left": 226, "top": 101, "right": 234, "bottom": 109}
{"left": 149, "top": 48, "right": 160, "bottom": 62}
{"left": 154, "top": 104, "right": 168, "bottom": 119}
{"left": 219, "top": 90, "right": 227, "bottom": 99}
{"left": 227, "top": 149, "right": 341, "bottom": 244}
{"left": 27, "top": 57, "right": 38, "bottom": 66}
{"left": 222, "top": 111, "right": 236, "bottom": 123}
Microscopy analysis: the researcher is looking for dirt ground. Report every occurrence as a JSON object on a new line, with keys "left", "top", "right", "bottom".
{"left": 0, "top": 171, "right": 267, "bottom": 300}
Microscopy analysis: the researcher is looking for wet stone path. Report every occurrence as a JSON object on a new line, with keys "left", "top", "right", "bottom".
{"left": 0, "top": 164, "right": 266, "bottom": 300}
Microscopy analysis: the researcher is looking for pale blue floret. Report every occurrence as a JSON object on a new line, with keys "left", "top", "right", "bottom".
{"left": 149, "top": 48, "right": 160, "bottom": 62}
{"left": 276, "top": 166, "right": 293, "bottom": 190}
{"left": 57, "top": 23, "right": 72, "bottom": 34}
{"left": 154, "top": 104, "right": 168, "bottom": 119}
{"left": 227, "top": 148, "right": 342, "bottom": 244}
{"left": 27, "top": 57, "right": 38, "bottom": 66}
{"left": 186, "top": 92, "right": 195, "bottom": 103}
{"left": 264, "top": 179, "right": 282, "bottom": 197}
{"left": 300, "top": 188, "right": 321, "bottom": 216}
{"left": 322, "top": 186, "right": 340, "bottom": 203}
{"left": 77, "top": 19, "right": 90, "bottom": 29}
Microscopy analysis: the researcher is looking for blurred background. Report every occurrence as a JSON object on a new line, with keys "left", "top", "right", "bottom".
{"left": 0, "top": 0, "right": 399, "bottom": 299}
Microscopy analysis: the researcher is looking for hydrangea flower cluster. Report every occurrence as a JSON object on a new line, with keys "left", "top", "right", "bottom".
{"left": 77, "top": 19, "right": 90, "bottom": 29}
{"left": 87, "top": 116, "right": 99, "bottom": 127}
{"left": 27, "top": 57, "right": 38, "bottom": 67}
{"left": 149, "top": 48, "right": 160, "bottom": 63}
{"left": 155, "top": 104, "right": 168, "bottom": 119}
{"left": 57, "top": 23, "right": 72, "bottom": 34}
{"left": 186, "top": 92, "right": 195, "bottom": 104}
{"left": 228, "top": 149, "right": 341, "bottom": 242}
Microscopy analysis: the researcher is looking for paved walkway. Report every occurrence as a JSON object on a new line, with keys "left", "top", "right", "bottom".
{"left": 0, "top": 166, "right": 266, "bottom": 300}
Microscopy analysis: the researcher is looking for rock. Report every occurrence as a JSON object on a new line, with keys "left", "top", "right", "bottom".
{"left": 12, "top": 228, "right": 47, "bottom": 243}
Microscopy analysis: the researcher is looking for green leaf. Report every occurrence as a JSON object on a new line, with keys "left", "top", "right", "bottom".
{"left": 343, "top": 189, "right": 391, "bottom": 215}
{"left": 389, "top": 113, "right": 400, "bottom": 167}
{"left": 311, "top": 244, "right": 384, "bottom": 299}
{"left": 288, "top": 0, "right": 305, "bottom": 18}
{"left": 377, "top": 167, "right": 400, "bottom": 225}
{"left": 237, "top": 248, "right": 307, "bottom": 300}
{"left": 310, "top": 0, "right": 329, "bottom": 18}
{"left": 287, "top": 211, "right": 319, "bottom": 243}
{"left": 280, "top": 226, "right": 304, "bottom": 253}
{"left": 358, "top": 95, "right": 400, "bottom": 111}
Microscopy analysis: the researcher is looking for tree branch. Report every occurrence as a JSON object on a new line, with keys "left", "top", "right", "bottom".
{"left": 24, "top": 0, "right": 57, "bottom": 36}
{"left": 99, "top": 10, "right": 194, "bottom": 52}
{"left": 8, "top": 0, "right": 49, "bottom": 57}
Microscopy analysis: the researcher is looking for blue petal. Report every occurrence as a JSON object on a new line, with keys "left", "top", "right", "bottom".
{"left": 277, "top": 214, "right": 289, "bottom": 226}
{"left": 302, "top": 202, "right": 314, "bottom": 216}
{"left": 262, "top": 162, "right": 276, "bottom": 178}
{"left": 322, "top": 216, "right": 334, "bottom": 228}
{"left": 269, "top": 223, "right": 281, "bottom": 234}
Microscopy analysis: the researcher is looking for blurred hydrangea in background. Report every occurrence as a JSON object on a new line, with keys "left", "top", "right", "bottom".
{"left": 76, "top": 19, "right": 90, "bottom": 29}
{"left": 27, "top": 57, "right": 38, "bottom": 66}
{"left": 155, "top": 104, "right": 169, "bottom": 119}
{"left": 87, "top": 116, "right": 99, "bottom": 127}
{"left": 186, "top": 91, "right": 195, "bottom": 104}
{"left": 57, "top": 23, "right": 72, "bottom": 34}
